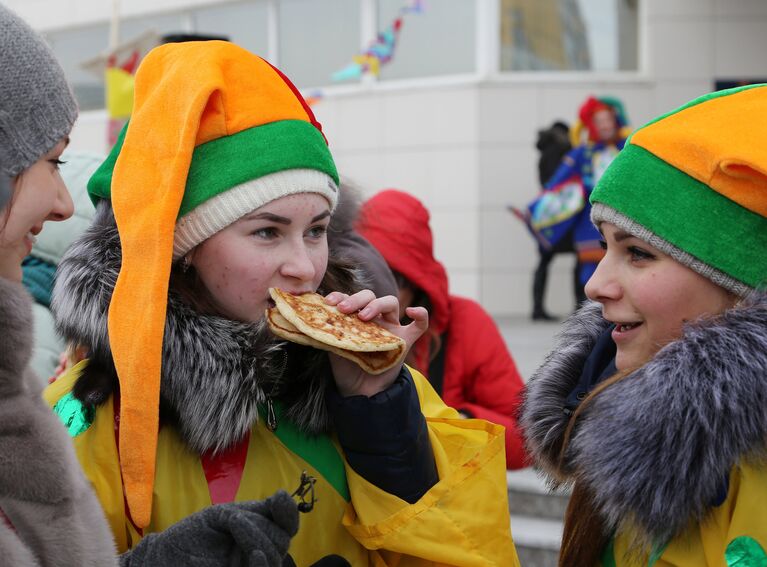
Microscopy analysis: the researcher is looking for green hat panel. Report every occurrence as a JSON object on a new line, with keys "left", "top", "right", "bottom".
{"left": 88, "top": 119, "right": 338, "bottom": 218}
{"left": 592, "top": 144, "right": 767, "bottom": 293}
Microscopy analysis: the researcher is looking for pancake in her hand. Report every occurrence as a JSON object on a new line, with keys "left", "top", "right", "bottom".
{"left": 266, "top": 288, "right": 405, "bottom": 375}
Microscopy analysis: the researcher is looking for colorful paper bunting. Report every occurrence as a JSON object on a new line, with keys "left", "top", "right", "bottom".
{"left": 331, "top": 0, "right": 424, "bottom": 82}
{"left": 303, "top": 90, "right": 324, "bottom": 107}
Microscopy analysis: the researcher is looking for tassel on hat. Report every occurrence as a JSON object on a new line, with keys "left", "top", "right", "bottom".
{"left": 87, "top": 40, "right": 339, "bottom": 528}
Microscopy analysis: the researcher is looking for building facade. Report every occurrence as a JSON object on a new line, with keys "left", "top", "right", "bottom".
{"left": 9, "top": 0, "right": 767, "bottom": 316}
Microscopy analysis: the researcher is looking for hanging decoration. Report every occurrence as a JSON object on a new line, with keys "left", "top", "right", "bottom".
{"left": 303, "top": 90, "right": 324, "bottom": 107}
{"left": 80, "top": 29, "right": 160, "bottom": 146}
{"left": 331, "top": 0, "right": 425, "bottom": 82}
{"left": 104, "top": 50, "right": 140, "bottom": 145}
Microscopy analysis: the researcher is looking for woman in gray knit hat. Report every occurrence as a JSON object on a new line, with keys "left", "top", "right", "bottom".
{"left": 0, "top": 5, "right": 303, "bottom": 566}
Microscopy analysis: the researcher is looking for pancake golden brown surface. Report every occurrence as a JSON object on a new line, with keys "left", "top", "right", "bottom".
{"left": 266, "top": 288, "right": 406, "bottom": 375}
{"left": 269, "top": 287, "right": 404, "bottom": 352}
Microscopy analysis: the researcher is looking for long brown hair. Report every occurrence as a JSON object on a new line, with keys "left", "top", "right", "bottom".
{"left": 168, "top": 261, "right": 221, "bottom": 315}
{"left": 557, "top": 368, "right": 636, "bottom": 567}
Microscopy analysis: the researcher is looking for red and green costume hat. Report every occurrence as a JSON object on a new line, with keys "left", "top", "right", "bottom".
{"left": 591, "top": 84, "right": 767, "bottom": 296}
{"left": 86, "top": 40, "right": 338, "bottom": 528}
{"left": 573, "top": 95, "right": 631, "bottom": 144}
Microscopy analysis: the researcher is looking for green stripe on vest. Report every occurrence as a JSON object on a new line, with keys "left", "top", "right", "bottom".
{"left": 259, "top": 402, "right": 350, "bottom": 502}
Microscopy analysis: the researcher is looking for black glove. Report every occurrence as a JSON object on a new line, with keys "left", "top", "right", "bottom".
{"left": 120, "top": 490, "right": 299, "bottom": 567}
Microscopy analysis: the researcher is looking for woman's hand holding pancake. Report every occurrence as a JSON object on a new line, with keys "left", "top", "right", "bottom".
{"left": 324, "top": 290, "right": 428, "bottom": 397}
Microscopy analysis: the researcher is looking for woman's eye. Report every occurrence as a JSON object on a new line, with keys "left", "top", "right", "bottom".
{"left": 628, "top": 246, "right": 654, "bottom": 261}
{"left": 306, "top": 225, "right": 328, "bottom": 239}
{"left": 49, "top": 158, "right": 66, "bottom": 169}
{"left": 253, "top": 227, "right": 277, "bottom": 239}
{"left": 598, "top": 240, "right": 607, "bottom": 250}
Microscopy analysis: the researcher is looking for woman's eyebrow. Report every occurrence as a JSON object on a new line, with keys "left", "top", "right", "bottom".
{"left": 311, "top": 210, "right": 331, "bottom": 223}
{"left": 613, "top": 230, "right": 635, "bottom": 242}
{"left": 244, "top": 212, "right": 291, "bottom": 224}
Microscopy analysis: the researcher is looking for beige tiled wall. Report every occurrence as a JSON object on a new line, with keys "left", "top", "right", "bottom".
{"left": 60, "top": 0, "right": 767, "bottom": 317}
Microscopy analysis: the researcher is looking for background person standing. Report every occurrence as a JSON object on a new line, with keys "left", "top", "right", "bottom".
{"left": 358, "top": 188, "right": 528, "bottom": 470}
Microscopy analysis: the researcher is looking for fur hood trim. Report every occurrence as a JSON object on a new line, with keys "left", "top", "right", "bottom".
{"left": 520, "top": 301, "right": 609, "bottom": 482}
{"left": 521, "top": 294, "right": 767, "bottom": 546}
{"left": 52, "top": 201, "right": 363, "bottom": 453}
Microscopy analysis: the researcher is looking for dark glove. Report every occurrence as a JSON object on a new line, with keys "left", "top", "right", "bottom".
{"left": 120, "top": 490, "right": 299, "bottom": 567}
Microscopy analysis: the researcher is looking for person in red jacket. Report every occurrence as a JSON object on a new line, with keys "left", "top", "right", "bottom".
{"left": 357, "top": 189, "right": 528, "bottom": 469}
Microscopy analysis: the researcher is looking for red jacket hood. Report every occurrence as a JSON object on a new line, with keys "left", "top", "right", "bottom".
{"left": 356, "top": 190, "right": 450, "bottom": 334}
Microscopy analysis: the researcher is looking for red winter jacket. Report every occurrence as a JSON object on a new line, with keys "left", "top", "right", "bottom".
{"left": 357, "top": 189, "right": 528, "bottom": 469}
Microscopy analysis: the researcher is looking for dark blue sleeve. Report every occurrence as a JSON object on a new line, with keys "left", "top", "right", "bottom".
{"left": 544, "top": 146, "right": 585, "bottom": 189}
{"left": 325, "top": 367, "right": 438, "bottom": 503}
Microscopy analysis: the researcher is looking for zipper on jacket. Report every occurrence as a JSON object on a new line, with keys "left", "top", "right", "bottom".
{"left": 266, "top": 396, "right": 277, "bottom": 431}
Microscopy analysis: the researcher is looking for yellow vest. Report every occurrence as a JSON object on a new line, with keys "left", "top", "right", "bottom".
{"left": 45, "top": 361, "right": 520, "bottom": 566}
{"left": 602, "top": 463, "right": 767, "bottom": 567}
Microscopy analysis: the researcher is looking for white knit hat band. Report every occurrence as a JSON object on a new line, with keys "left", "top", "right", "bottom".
{"left": 173, "top": 168, "right": 338, "bottom": 259}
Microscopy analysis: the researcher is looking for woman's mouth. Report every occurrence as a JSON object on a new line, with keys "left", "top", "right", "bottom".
{"left": 612, "top": 321, "right": 643, "bottom": 340}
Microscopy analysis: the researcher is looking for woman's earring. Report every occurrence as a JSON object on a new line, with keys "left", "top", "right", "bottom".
{"left": 181, "top": 255, "right": 191, "bottom": 273}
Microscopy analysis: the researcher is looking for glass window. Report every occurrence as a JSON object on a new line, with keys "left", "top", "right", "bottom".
{"left": 43, "top": 23, "right": 110, "bottom": 111}
{"left": 500, "top": 0, "right": 639, "bottom": 71}
{"left": 377, "top": 0, "right": 476, "bottom": 80}
{"left": 278, "top": 0, "right": 362, "bottom": 88}
{"left": 192, "top": 1, "right": 269, "bottom": 58}
{"left": 120, "top": 12, "right": 188, "bottom": 44}
{"left": 43, "top": 13, "right": 188, "bottom": 111}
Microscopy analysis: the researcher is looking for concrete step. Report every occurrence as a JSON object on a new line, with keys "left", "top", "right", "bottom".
{"left": 511, "top": 515, "right": 562, "bottom": 567}
{"left": 507, "top": 468, "right": 569, "bottom": 520}
{"left": 508, "top": 468, "right": 568, "bottom": 567}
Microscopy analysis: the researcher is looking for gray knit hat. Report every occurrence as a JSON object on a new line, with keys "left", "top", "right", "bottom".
{"left": 0, "top": 4, "right": 78, "bottom": 177}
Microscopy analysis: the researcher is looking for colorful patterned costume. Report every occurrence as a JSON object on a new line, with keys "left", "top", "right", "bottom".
{"left": 528, "top": 96, "right": 630, "bottom": 286}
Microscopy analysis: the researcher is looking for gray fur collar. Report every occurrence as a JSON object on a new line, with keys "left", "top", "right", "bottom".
{"left": 52, "top": 201, "right": 362, "bottom": 454}
{"left": 521, "top": 295, "right": 767, "bottom": 547}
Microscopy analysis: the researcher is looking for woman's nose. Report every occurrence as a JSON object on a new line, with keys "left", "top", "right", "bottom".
{"left": 584, "top": 258, "right": 620, "bottom": 302}
{"left": 48, "top": 178, "right": 74, "bottom": 222}
{"left": 280, "top": 241, "right": 317, "bottom": 281}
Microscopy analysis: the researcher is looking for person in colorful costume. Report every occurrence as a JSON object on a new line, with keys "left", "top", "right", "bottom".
{"left": 45, "top": 41, "right": 518, "bottom": 566}
{"left": 356, "top": 189, "right": 528, "bottom": 470}
{"left": 542, "top": 96, "right": 630, "bottom": 289}
{"left": 521, "top": 84, "right": 767, "bottom": 566}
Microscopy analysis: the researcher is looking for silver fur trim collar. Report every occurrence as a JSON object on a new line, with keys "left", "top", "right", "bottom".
{"left": 52, "top": 202, "right": 340, "bottom": 453}
{"left": 522, "top": 294, "right": 767, "bottom": 546}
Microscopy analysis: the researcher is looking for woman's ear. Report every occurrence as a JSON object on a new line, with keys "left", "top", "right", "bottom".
{"left": 182, "top": 248, "right": 197, "bottom": 273}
